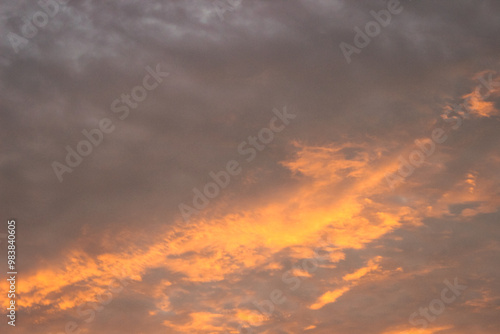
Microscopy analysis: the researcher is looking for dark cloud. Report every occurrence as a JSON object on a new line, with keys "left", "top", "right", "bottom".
{"left": 1, "top": 0, "right": 500, "bottom": 333}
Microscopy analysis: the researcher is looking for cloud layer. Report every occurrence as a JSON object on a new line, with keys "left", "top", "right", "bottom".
{"left": 1, "top": 0, "right": 500, "bottom": 333}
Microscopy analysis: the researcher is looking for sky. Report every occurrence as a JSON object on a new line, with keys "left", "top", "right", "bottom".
{"left": 1, "top": 0, "right": 500, "bottom": 333}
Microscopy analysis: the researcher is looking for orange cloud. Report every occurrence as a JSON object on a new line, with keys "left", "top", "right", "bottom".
{"left": 309, "top": 287, "right": 350, "bottom": 310}
{"left": 343, "top": 256, "right": 381, "bottom": 281}
{"left": 10, "top": 141, "right": 414, "bottom": 328}
{"left": 309, "top": 255, "right": 383, "bottom": 310}
{"left": 163, "top": 311, "right": 229, "bottom": 333}
{"left": 382, "top": 325, "right": 454, "bottom": 334}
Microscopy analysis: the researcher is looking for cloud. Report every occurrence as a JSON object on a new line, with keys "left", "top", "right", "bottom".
{"left": 2, "top": 1, "right": 500, "bottom": 333}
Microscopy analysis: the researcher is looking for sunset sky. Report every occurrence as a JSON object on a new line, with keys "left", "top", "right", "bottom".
{"left": 1, "top": 0, "right": 500, "bottom": 333}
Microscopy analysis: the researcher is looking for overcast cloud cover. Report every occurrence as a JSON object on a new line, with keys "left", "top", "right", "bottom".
{"left": 1, "top": 0, "right": 500, "bottom": 333}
